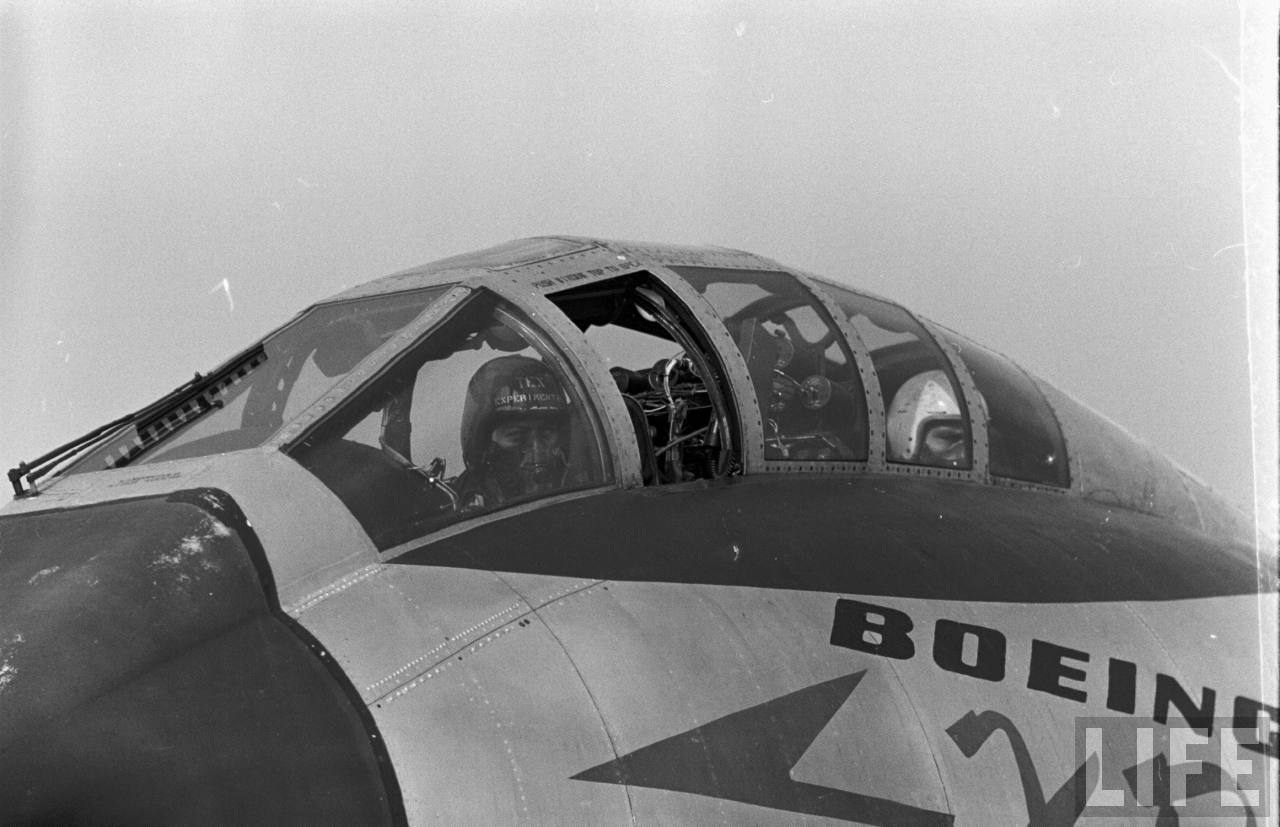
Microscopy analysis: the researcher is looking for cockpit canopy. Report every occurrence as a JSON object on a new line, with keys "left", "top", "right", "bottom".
{"left": 37, "top": 237, "right": 1247, "bottom": 545}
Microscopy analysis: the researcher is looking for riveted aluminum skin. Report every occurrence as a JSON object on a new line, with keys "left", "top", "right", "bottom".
{"left": 645, "top": 263, "right": 766, "bottom": 475}
{"left": 1, "top": 236, "right": 1269, "bottom": 826}
{"left": 788, "top": 269, "right": 887, "bottom": 474}
{"left": 905, "top": 315, "right": 989, "bottom": 484}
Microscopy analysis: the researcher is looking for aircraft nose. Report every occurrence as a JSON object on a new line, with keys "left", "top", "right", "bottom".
{"left": 0, "top": 491, "right": 266, "bottom": 738}
{"left": 0, "top": 489, "right": 402, "bottom": 822}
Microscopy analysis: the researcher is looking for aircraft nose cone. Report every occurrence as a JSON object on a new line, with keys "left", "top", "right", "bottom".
{"left": 0, "top": 490, "right": 266, "bottom": 739}
{"left": 0, "top": 489, "right": 401, "bottom": 822}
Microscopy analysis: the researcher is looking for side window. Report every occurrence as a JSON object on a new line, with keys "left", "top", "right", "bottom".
{"left": 290, "top": 291, "right": 610, "bottom": 550}
{"left": 826, "top": 286, "right": 972, "bottom": 470}
{"left": 669, "top": 267, "right": 867, "bottom": 462}
{"left": 550, "top": 274, "right": 738, "bottom": 485}
{"left": 933, "top": 330, "right": 1070, "bottom": 487}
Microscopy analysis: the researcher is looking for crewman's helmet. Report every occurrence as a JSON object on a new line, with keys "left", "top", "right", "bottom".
{"left": 887, "top": 369, "right": 967, "bottom": 465}
{"left": 460, "top": 356, "right": 571, "bottom": 497}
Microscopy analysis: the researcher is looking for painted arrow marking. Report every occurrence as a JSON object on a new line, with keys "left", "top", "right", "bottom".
{"left": 572, "top": 671, "right": 953, "bottom": 825}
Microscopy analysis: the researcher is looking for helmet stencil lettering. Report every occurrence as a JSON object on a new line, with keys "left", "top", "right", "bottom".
{"left": 459, "top": 354, "right": 575, "bottom": 506}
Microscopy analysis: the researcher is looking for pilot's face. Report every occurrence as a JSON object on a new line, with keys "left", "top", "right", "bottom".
{"left": 488, "top": 417, "right": 565, "bottom": 496}
{"left": 491, "top": 419, "right": 562, "bottom": 456}
{"left": 919, "top": 420, "right": 966, "bottom": 465}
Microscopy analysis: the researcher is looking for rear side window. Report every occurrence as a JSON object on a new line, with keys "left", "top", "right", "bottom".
{"left": 671, "top": 267, "right": 867, "bottom": 462}
{"left": 290, "top": 291, "right": 610, "bottom": 550}
{"left": 826, "top": 286, "right": 971, "bottom": 470}
{"left": 934, "top": 330, "right": 1070, "bottom": 487}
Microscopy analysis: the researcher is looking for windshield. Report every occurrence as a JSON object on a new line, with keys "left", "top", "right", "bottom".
{"left": 291, "top": 290, "right": 612, "bottom": 549}
{"left": 64, "top": 287, "right": 448, "bottom": 475}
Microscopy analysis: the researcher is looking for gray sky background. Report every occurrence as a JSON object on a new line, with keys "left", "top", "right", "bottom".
{"left": 2, "top": 2, "right": 1274, "bottom": 522}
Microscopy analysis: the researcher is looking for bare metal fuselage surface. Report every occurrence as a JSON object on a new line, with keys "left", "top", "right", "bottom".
{"left": 0, "top": 237, "right": 1273, "bottom": 824}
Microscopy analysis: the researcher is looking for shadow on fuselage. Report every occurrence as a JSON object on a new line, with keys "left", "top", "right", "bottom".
{"left": 395, "top": 475, "right": 1263, "bottom": 604}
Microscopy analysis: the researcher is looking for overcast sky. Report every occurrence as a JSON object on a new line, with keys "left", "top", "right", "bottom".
{"left": 1, "top": 1, "right": 1274, "bottom": 523}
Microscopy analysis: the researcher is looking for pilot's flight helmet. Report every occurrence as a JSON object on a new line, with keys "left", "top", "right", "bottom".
{"left": 887, "top": 369, "right": 965, "bottom": 463}
{"left": 460, "top": 355, "right": 570, "bottom": 469}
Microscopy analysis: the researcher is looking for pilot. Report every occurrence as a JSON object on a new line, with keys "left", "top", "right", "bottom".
{"left": 456, "top": 355, "right": 574, "bottom": 510}
{"left": 886, "top": 369, "right": 967, "bottom": 466}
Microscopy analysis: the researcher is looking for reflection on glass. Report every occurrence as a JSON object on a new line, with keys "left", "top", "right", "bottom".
{"left": 67, "top": 287, "right": 448, "bottom": 473}
{"left": 934, "top": 331, "right": 1070, "bottom": 487}
{"left": 672, "top": 266, "right": 867, "bottom": 462}
{"left": 291, "top": 291, "right": 610, "bottom": 550}
{"left": 825, "top": 285, "right": 971, "bottom": 470}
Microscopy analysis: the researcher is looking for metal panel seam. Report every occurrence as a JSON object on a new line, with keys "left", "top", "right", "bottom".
{"left": 365, "top": 578, "right": 605, "bottom": 706}
{"left": 363, "top": 600, "right": 529, "bottom": 700}
{"left": 918, "top": 317, "right": 991, "bottom": 485}
{"left": 286, "top": 563, "right": 384, "bottom": 617}
{"left": 521, "top": 582, "right": 639, "bottom": 826}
